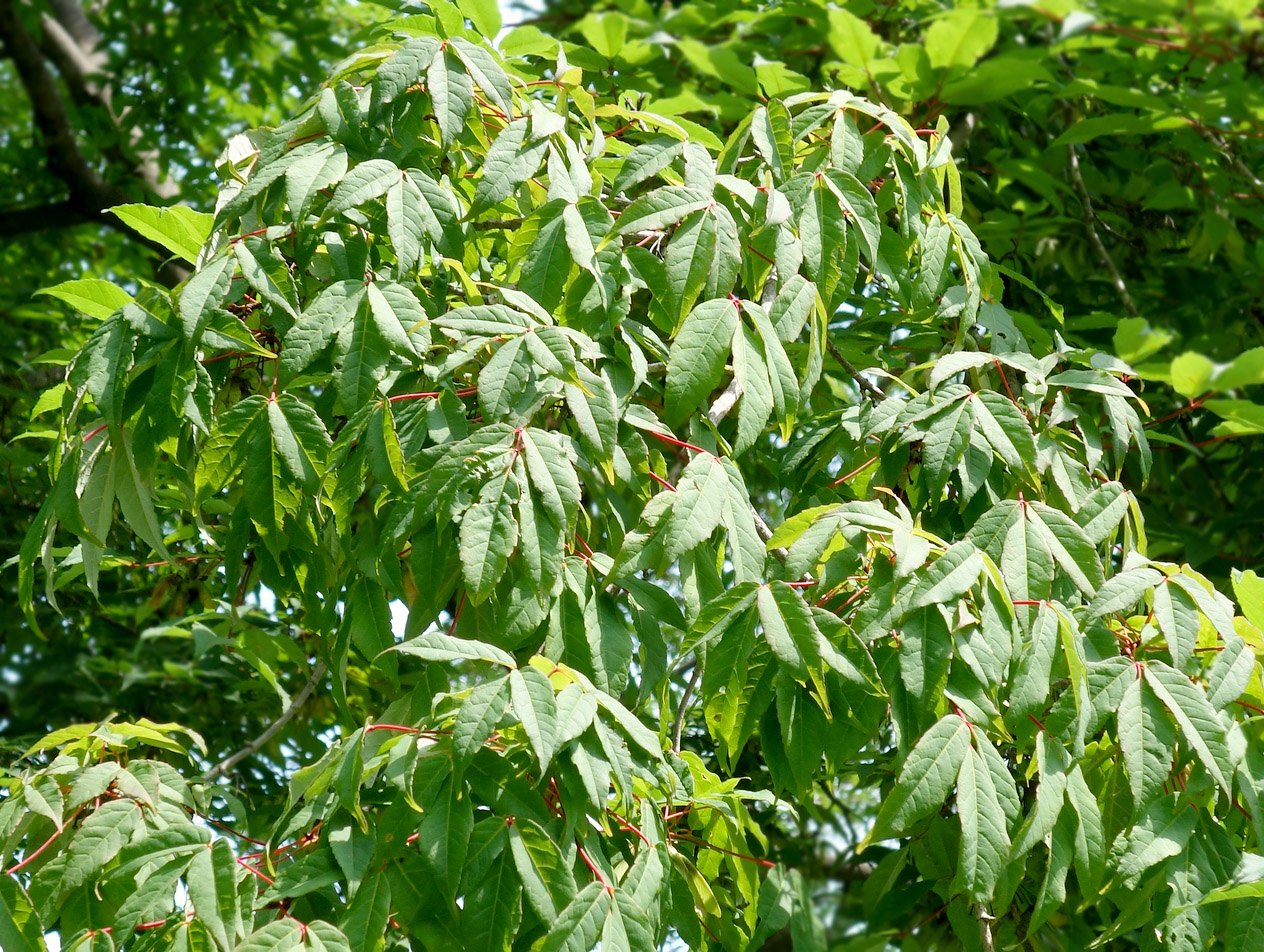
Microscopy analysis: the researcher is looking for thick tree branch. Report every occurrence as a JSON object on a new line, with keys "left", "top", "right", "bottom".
{"left": 1065, "top": 143, "right": 1139, "bottom": 317}
{"left": 0, "top": 0, "right": 127, "bottom": 212}
{"left": 201, "top": 661, "right": 327, "bottom": 783}
{"left": 1, "top": 0, "right": 183, "bottom": 284}
{"left": 0, "top": 198, "right": 91, "bottom": 235}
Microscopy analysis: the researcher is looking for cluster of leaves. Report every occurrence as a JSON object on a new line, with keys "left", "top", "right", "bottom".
{"left": 6, "top": 2, "right": 1264, "bottom": 951}
{"left": 535, "top": 0, "right": 1264, "bottom": 571}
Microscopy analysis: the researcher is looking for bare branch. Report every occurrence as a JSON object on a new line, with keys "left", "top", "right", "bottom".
{"left": 1065, "top": 143, "right": 1138, "bottom": 317}
{"left": 201, "top": 661, "right": 327, "bottom": 783}
{"left": 825, "top": 337, "right": 885, "bottom": 403}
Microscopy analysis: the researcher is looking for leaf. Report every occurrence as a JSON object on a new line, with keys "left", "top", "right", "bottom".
{"left": 111, "top": 431, "right": 171, "bottom": 561}
{"left": 460, "top": 474, "right": 520, "bottom": 602}
{"left": 1145, "top": 662, "right": 1235, "bottom": 796}
{"left": 237, "top": 921, "right": 305, "bottom": 952}
{"left": 37, "top": 279, "right": 133, "bottom": 321}
{"left": 0, "top": 878, "right": 45, "bottom": 952}
{"left": 110, "top": 203, "right": 212, "bottom": 264}
{"left": 453, "top": 675, "right": 511, "bottom": 767}
{"left": 665, "top": 204, "right": 740, "bottom": 322}
{"left": 450, "top": 38, "right": 512, "bottom": 117}
{"left": 390, "top": 631, "right": 516, "bottom": 668}
{"left": 374, "top": 35, "right": 439, "bottom": 105}
{"left": 234, "top": 238, "right": 299, "bottom": 319}
{"left": 1153, "top": 578, "right": 1201, "bottom": 669}
{"left": 281, "top": 281, "right": 364, "bottom": 380}
{"left": 537, "top": 881, "right": 612, "bottom": 952}
{"left": 419, "top": 778, "right": 473, "bottom": 900}
{"left": 924, "top": 7, "right": 998, "bottom": 70}
{"left": 324, "top": 158, "right": 400, "bottom": 219}
{"left": 866, "top": 715, "right": 971, "bottom": 844}
{"left": 822, "top": 169, "right": 879, "bottom": 263}
{"left": 751, "top": 103, "right": 793, "bottom": 182}
{"left": 1108, "top": 794, "right": 1196, "bottom": 889}
{"left": 186, "top": 840, "right": 241, "bottom": 952}
{"left": 664, "top": 453, "right": 728, "bottom": 562}
{"left": 478, "top": 335, "right": 533, "bottom": 422}
{"left": 1087, "top": 567, "right": 1162, "bottom": 617}
{"left": 611, "top": 138, "right": 683, "bottom": 196}
{"left": 286, "top": 141, "right": 348, "bottom": 221}
{"left": 665, "top": 298, "right": 740, "bottom": 425}
{"left": 471, "top": 118, "right": 550, "bottom": 215}
{"left": 306, "top": 921, "right": 355, "bottom": 952}
{"left": 904, "top": 541, "right": 984, "bottom": 613}
{"left": 178, "top": 253, "right": 236, "bottom": 342}
{"left": 463, "top": 851, "right": 521, "bottom": 952}
{"left": 111, "top": 853, "right": 192, "bottom": 946}
{"left": 956, "top": 746, "right": 1009, "bottom": 901}
{"left": 1227, "top": 898, "right": 1264, "bottom": 952}
{"left": 509, "top": 820, "right": 577, "bottom": 921}
{"left": 609, "top": 186, "right": 713, "bottom": 238}
{"left": 428, "top": 47, "right": 474, "bottom": 147}
{"left": 827, "top": 10, "right": 883, "bottom": 70}
{"left": 565, "top": 366, "right": 618, "bottom": 467}
{"left": 757, "top": 581, "right": 823, "bottom": 684}
{"left": 1118, "top": 675, "right": 1176, "bottom": 815}
{"left": 520, "top": 428, "right": 580, "bottom": 527}
{"left": 367, "top": 281, "right": 424, "bottom": 358}
{"left": 1023, "top": 501, "right": 1103, "bottom": 596}
{"left": 510, "top": 666, "right": 559, "bottom": 770}
{"left": 340, "top": 871, "right": 391, "bottom": 946}
{"left": 922, "top": 392, "right": 975, "bottom": 492}
{"left": 970, "top": 390, "right": 1037, "bottom": 479}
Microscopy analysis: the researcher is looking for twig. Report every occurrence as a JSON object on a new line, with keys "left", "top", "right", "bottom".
{"left": 472, "top": 218, "right": 523, "bottom": 231}
{"left": 750, "top": 505, "right": 789, "bottom": 565}
{"left": 202, "top": 661, "right": 327, "bottom": 782}
{"left": 707, "top": 377, "right": 742, "bottom": 426}
{"left": 1065, "top": 144, "right": 1138, "bottom": 317}
{"left": 672, "top": 664, "right": 702, "bottom": 752}
{"left": 978, "top": 905, "right": 996, "bottom": 952}
{"left": 825, "top": 338, "right": 884, "bottom": 403}
{"left": 1194, "top": 125, "right": 1264, "bottom": 201}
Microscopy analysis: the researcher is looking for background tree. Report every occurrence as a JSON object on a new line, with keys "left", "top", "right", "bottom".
{"left": 0, "top": 0, "right": 387, "bottom": 759}
{"left": 4, "top": 2, "right": 1264, "bottom": 951}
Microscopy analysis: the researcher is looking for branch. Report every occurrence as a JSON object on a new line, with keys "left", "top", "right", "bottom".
{"left": 0, "top": 0, "right": 184, "bottom": 284}
{"left": 39, "top": 10, "right": 107, "bottom": 110}
{"left": 46, "top": 0, "right": 97, "bottom": 47}
{"left": 825, "top": 338, "right": 885, "bottom": 403}
{"left": 1065, "top": 144, "right": 1138, "bottom": 317}
{"left": 0, "top": 0, "right": 127, "bottom": 212}
{"left": 0, "top": 199, "right": 91, "bottom": 235}
{"left": 201, "top": 661, "right": 327, "bottom": 783}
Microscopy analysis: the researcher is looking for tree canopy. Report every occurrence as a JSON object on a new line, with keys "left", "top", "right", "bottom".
{"left": 4, "top": 2, "right": 1264, "bottom": 951}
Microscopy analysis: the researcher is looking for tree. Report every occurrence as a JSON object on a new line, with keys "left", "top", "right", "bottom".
{"left": 5, "top": 3, "right": 1264, "bottom": 952}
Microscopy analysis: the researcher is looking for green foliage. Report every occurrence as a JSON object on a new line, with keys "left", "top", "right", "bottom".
{"left": 6, "top": 2, "right": 1264, "bottom": 951}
